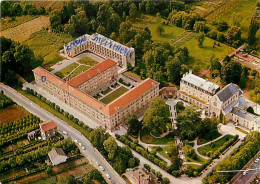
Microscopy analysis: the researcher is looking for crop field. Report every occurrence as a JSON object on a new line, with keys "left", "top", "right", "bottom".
{"left": 1, "top": 15, "right": 39, "bottom": 31}
{"left": 176, "top": 34, "right": 234, "bottom": 69}
{"left": 0, "top": 104, "right": 29, "bottom": 124}
{"left": 24, "top": 30, "right": 73, "bottom": 67}
{"left": 1, "top": 16, "right": 50, "bottom": 42}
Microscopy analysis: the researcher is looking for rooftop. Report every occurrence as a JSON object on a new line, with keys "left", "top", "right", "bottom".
{"left": 182, "top": 71, "right": 219, "bottom": 94}
{"left": 48, "top": 147, "right": 67, "bottom": 161}
{"left": 231, "top": 107, "right": 258, "bottom": 122}
{"left": 216, "top": 83, "right": 240, "bottom": 103}
{"left": 40, "top": 121, "right": 57, "bottom": 132}
{"left": 68, "top": 59, "right": 117, "bottom": 87}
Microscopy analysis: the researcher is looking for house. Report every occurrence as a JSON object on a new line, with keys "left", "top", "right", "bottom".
{"left": 48, "top": 147, "right": 68, "bottom": 166}
{"left": 133, "top": 167, "right": 159, "bottom": 184}
{"left": 39, "top": 121, "right": 57, "bottom": 140}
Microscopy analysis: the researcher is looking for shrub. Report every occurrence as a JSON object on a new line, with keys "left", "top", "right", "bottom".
{"left": 144, "top": 164, "right": 151, "bottom": 171}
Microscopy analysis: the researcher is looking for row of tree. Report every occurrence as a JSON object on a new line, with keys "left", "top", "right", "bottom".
{"left": 203, "top": 131, "right": 260, "bottom": 183}
{"left": 0, "top": 90, "right": 14, "bottom": 109}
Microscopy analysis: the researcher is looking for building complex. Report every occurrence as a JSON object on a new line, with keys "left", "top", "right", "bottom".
{"left": 178, "top": 71, "right": 260, "bottom": 132}
{"left": 33, "top": 59, "right": 159, "bottom": 131}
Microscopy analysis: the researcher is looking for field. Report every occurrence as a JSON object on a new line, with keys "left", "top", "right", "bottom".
{"left": 133, "top": 14, "right": 187, "bottom": 43}
{"left": 1, "top": 16, "right": 50, "bottom": 42}
{"left": 198, "top": 134, "right": 234, "bottom": 156}
{"left": 70, "top": 65, "right": 91, "bottom": 79}
{"left": 57, "top": 62, "right": 79, "bottom": 79}
{"left": 207, "top": 0, "right": 258, "bottom": 38}
{"left": 23, "top": 30, "right": 73, "bottom": 67}
{"left": 0, "top": 104, "right": 29, "bottom": 124}
{"left": 77, "top": 57, "right": 99, "bottom": 66}
{"left": 100, "top": 86, "right": 128, "bottom": 104}
{"left": 176, "top": 34, "right": 234, "bottom": 69}
{"left": 1, "top": 15, "right": 39, "bottom": 31}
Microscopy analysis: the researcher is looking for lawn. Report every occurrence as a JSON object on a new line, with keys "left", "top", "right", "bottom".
{"left": 0, "top": 104, "right": 29, "bottom": 124}
{"left": 77, "top": 57, "right": 99, "bottom": 66}
{"left": 176, "top": 34, "right": 234, "bottom": 69}
{"left": 23, "top": 30, "right": 73, "bottom": 68}
{"left": 100, "top": 87, "right": 128, "bottom": 104}
{"left": 183, "top": 146, "right": 207, "bottom": 164}
{"left": 156, "top": 145, "right": 176, "bottom": 161}
{"left": 70, "top": 65, "right": 90, "bottom": 79}
{"left": 198, "top": 134, "right": 234, "bottom": 156}
{"left": 140, "top": 127, "right": 175, "bottom": 145}
{"left": 57, "top": 62, "right": 79, "bottom": 79}
{"left": 197, "top": 132, "right": 222, "bottom": 145}
{"left": 211, "top": 0, "right": 258, "bottom": 39}
{"left": 1, "top": 15, "right": 39, "bottom": 31}
{"left": 187, "top": 164, "right": 200, "bottom": 170}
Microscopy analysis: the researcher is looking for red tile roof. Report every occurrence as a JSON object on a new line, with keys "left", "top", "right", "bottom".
{"left": 68, "top": 59, "right": 117, "bottom": 87}
{"left": 107, "top": 78, "right": 159, "bottom": 116}
{"left": 40, "top": 121, "right": 57, "bottom": 132}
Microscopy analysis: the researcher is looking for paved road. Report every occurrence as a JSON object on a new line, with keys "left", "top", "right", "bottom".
{"left": 0, "top": 84, "right": 125, "bottom": 184}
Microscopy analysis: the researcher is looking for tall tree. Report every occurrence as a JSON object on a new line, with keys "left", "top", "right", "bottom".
{"left": 166, "top": 57, "right": 181, "bottom": 85}
{"left": 196, "top": 33, "right": 205, "bottom": 47}
{"left": 103, "top": 137, "right": 118, "bottom": 160}
{"left": 127, "top": 115, "right": 142, "bottom": 136}
{"left": 221, "top": 60, "right": 242, "bottom": 85}
{"left": 226, "top": 26, "right": 241, "bottom": 47}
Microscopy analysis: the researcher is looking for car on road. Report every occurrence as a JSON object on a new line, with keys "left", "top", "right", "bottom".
{"left": 255, "top": 158, "right": 259, "bottom": 163}
{"left": 82, "top": 146, "right": 86, "bottom": 150}
{"left": 243, "top": 171, "right": 248, "bottom": 175}
{"left": 79, "top": 142, "right": 82, "bottom": 147}
{"left": 62, "top": 131, "right": 68, "bottom": 135}
{"left": 74, "top": 139, "right": 78, "bottom": 144}
{"left": 106, "top": 173, "right": 111, "bottom": 179}
{"left": 99, "top": 165, "right": 105, "bottom": 171}
{"left": 96, "top": 162, "right": 99, "bottom": 166}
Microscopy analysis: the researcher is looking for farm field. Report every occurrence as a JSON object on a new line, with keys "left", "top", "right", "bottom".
{"left": 0, "top": 15, "right": 39, "bottom": 31}
{"left": 101, "top": 86, "right": 128, "bottom": 104}
{"left": 77, "top": 57, "right": 99, "bottom": 66}
{"left": 176, "top": 34, "right": 234, "bottom": 69}
{"left": 0, "top": 16, "right": 50, "bottom": 42}
{"left": 0, "top": 104, "right": 29, "bottom": 124}
{"left": 23, "top": 30, "right": 73, "bottom": 68}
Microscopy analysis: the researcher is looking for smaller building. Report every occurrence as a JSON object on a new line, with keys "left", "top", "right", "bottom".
{"left": 133, "top": 167, "right": 159, "bottom": 184}
{"left": 40, "top": 121, "right": 58, "bottom": 140}
{"left": 48, "top": 147, "right": 68, "bottom": 166}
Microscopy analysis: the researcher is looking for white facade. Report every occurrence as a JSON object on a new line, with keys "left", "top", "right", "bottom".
{"left": 64, "top": 33, "right": 135, "bottom": 67}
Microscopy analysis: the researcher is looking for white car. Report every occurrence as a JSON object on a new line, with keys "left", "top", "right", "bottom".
{"left": 106, "top": 173, "right": 111, "bottom": 179}
{"left": 81, "top": 146, "right": 86, "bottom": 150}
{"left": 74, "top": 139, "right": 78, "bottom": 144}
{"left": 78, "top": 143, "right": 82, "bottom": 147}
{"left": 96, "top": 162, "right": 99, "bottom": 166}
{"left": 99, "top": 165, "right": 105, "bottom": 171}
{"left": 243, "top": 171, "right": 247, "bottom": 175}
{"left": 255, "top": 158, "right": 259, "bottom": 163}
{"left": 62, "top": 131, "right": 68, "bottom": 135}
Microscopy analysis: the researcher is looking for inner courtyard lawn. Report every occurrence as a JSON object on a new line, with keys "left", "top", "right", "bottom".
{"left": 100, "top": 87, "right": 128, "bottom": 104}
{"left": 176, "top": 34, "right": 234, "bottom": 69}
{"left": 198, "top": 134, "right": 234, "bottom": 156}
{"left": 58, "top": 63, "right": 79, "bottom": 78}
{"left": 77, "top": 57, "right": 99, "bottom": 66}
{"left": 140, "top": 127, "right": 175, "bottom": 145}
{"left": 70, "top": 65, "right": 90, "bottom": 79}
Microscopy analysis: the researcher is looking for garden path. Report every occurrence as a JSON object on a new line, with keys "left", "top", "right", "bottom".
{"left": 184, "top": 162, "right": 202, "bottom": 166}
{"left": 196, "top": 134, "right": 225, "bottom": 148}
{"left": 193, "top": 137, "right": 209, "bottom": 160}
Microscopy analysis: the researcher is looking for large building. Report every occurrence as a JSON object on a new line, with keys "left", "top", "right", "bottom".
{"left": 63, "top": 33, "right": 135, "bottom": 67}
{"left": 33, "top": 60, "right": 159, "bottom": 130}
{"left": 178, "top": 71, "right": 260, "bottom": 132}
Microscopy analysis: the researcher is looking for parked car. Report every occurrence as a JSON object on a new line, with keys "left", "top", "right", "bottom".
{"left": 99, "top": 165, "right": 105, "bottom": 171}
{"left": 106, "top": 173, "right": 111, "bottom": 179}
{"left": 96, "top": 162, "right": 99, "bottom": 166}
{"left": 255, "top": 158, "right": 259, "bottom": 163}
{"left": 243, "top": 171, "right": 247, "bottom": 175}
{"left": 62, "top": 131, "right": 68, "bottom": 135}
{"left": 74, "top": 139, "right": 78, "bottom": 144}
{"left": 79, "top": 142, "right": 82, "bottom": 147}
{"left": 81, "top": 146, "right": 86, "bottom": 150}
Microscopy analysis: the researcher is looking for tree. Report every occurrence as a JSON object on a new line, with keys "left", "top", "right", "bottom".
{"left": 109, "top": 13, "right": 121, "bottom": 34}
{"left": 162, "top": 177, "right": 170, "bottom": 184}
{"left": 127, "top": 115, "right": 142, "bottom": 136}
{"left": 156, "top": 25, "right": 165, "bottom": 36}
{"left": 221, "top": 60, "right": 242, "bottom": 85}
{"left": 89, "top": 128, "right": 109, "bottom": 152}
{"left": 196, "top": 33, "right": 205, "bottom": 47}
{"left": 103, "top": 137, "right": 118, "bottom": 160}
{"left": 129, "top": 3, "right": 138, "bottom": 20}
{"left": 45, "top": 166, "right": 53, "bottom": 176}
{"left": 145, "top": 0, "right": 155, "bottom": 14}
{"left": 12, "top": 3, "right": 23, "bottom": 16}
{"left": 128, "top": 157, "right": 136, "bottom": 168}
{"left": 175, "top": 101, "right": 185, "bottom": 113}
{"left": 96, "top": 25, "right": 106, "bottom": 36}
{"left": 58, "top": 175, "right": 76, "bottom": 184}
{"left": 50, "top": 9, "right": 62, "bottom": 31}
{"left": 216, "top": 21, "right": 228, "bottom": 32}
{"left": 166, "top": 57, "right": 181, "bottom": 85}
{"left": 194, "top": 21, "right": 207, "bottom": 33}
{"left": 210, "top": 56, "right": 221, "bottom": 72}
{"left": 143, "top": 97, "right": 170, "bottom": 135}
{"left": 226, "top": 26, "right": 241, "bottom": 47}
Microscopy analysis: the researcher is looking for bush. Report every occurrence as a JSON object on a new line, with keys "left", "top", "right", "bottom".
{"left": 162, "top": 177, "right": 170, "bottom": 184}
{"left": 144, "top": 164, "right": 151, "bottom": 171}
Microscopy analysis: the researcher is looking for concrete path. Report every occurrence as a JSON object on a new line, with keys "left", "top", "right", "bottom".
{"left": 172, "top": 32, "right": 193, "bottom": 46}
{"left": 197, "top": 134, "right": 226, "bottom": 148}
{"left": 193, "top": 137, "right": 209, "bottom": 160}
{"left": 184, "top": 162, "right": 202, "bottom": 166}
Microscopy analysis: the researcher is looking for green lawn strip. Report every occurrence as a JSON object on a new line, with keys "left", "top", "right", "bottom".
{"left": 77, "top": 57, "right": 99, "bottom": 66}
{"left": 127, "top": 71, "right": 142, "bottom": 79}
{"left": 198, "top": 134, "right": 234, "bottom": 156}
{"left": 175, "top": 34, "right": 234, "bottom": 69}
{"left": 235, "top": 127, "right": 248, "bottom": 134}
{"left": 184, "top": 148, "right": 207, "bottom": 165}
{"left": 140, "top": 127, "right": 175, "bottom": 145}
{"left": 187, "top": 164, "right": 200, "bottom": 170}
{"left": 17, "top": 89, "right": 91, "bottom": 138}
{"left": 101, "top": 87, "right": 128, "bottom": 104}
{"left": 59, "top": 63, "right": 79, "bottom": 77}
{"left": 156, "top": 146, "right": 174, "bottom": 161}
{"left": 197, "top": 132, "right": 222, "bottom": 145}
{"left": 70, "top": 65, "right": 90, "bottom": 79}
{"left": 23, "top": 30, "right": 72, "bottom": 67}
{"left": 102, "top": 88, "right": 112, "bottom": 95}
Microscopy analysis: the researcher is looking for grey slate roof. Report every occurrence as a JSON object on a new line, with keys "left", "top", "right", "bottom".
{"left": 216, "top": 83, "right": 240, "bottom": 103}
{"left": 223, "top": 100, "right": 238, "bottom": 114}
{"left": 231, "top": 107, "right": 256, "bottom": 121}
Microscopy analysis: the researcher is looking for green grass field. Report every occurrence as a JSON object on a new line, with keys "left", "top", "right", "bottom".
{"left": 198, "top": 134, "right": 234, "bottom": 156}
{"left": 183, "top": 146, "right": 207, "bottom": 164}
{"left": 140, "top": 127, "right": 175, "bottom": 145}
{"left": 197, "top": 132, "right": 222, "bottom": 145}
{"left": 212, "top": 0, "right": 258, "bottom": 39}
{"left": 70, "top": 65, "right": 90, "bottom": 79}
{"left": 23, "top": 30, "right": 73, "bottom": 67}
{"left": 77, "top": 57, "right": 99, "bottom": 66}
{"left": 100, "top": 87, "right": 128, "bottom": 104}
{"left": 176, "top": 34, "right": 234, "bottom": 69}
{"left": 58, "top": 63, "right": 79, "bottom": 78}
{"left": 1, "top": 15, "right": 39, "bottom": 31}
{"left": 157, "top": 145, "right": 176, "bottom": 161}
